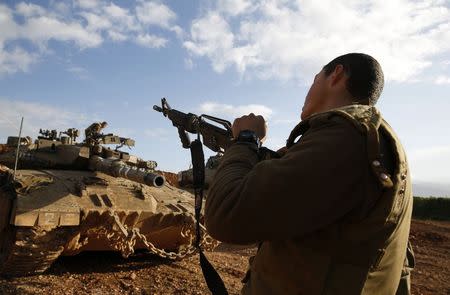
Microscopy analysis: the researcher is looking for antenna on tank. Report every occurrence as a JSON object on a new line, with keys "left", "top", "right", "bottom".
{"left": 13, "top": 117, "right": 24, "bottom": 181}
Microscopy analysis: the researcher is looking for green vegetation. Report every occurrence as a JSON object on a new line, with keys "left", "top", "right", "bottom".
{"left": 413, "top": 196, "right": 450, "bottom": 221}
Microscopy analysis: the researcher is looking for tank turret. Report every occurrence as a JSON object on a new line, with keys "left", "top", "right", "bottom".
{"left": 0, "top": 126, "right": 166, "bottom": 186}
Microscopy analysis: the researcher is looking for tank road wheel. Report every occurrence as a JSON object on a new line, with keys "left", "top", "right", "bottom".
{"left": 0, "top": 191, "right": 16, "bottom": 277}
{"left": 0, "top": 225, "right": 17, "bottom": 276}
{"left": 0, "top": 225, "right": 78, "bottom": 277}
{"left": 0, "top": 227, "right": 77, "bottom": 277}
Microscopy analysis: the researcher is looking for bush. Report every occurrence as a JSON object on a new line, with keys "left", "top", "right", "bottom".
{"left": 412, "top": 196, "right": 450, "bottom": 221}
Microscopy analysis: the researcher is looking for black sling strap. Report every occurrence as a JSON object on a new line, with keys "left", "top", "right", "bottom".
{"left": 190, "top": 138, "right": 228, "bottom": 295}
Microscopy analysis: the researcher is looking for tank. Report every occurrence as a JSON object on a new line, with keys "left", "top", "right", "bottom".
{"left": 0, "top": 123, "right": 215, "bottom": 277}
{"left": 178, "top": 154, "right": 223, "bottom": 189}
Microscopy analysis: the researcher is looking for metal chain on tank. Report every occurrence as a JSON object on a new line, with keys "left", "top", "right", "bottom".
{"left": 100, "top": 210, "right": 218, "bottom": 260}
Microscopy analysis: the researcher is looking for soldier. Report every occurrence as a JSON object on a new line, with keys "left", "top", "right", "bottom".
{"left": 84, "top": 121, "right": 108, "bottom": 145}
{"left": 205, "top": 53, "right": 414, "bottom": 295}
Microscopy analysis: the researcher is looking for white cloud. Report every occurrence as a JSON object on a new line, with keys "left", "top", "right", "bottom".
{"left": 49, "top": 1, "right": 71, "bottom": 16}
{"left": 435, "top": 75, "right": 450, "bottom": 85}
{"left": 0, "top": 5, "right": 19, "bottom": 43}
{"left": 80, "top": 12, "right": 112, "bottom": 31}
{"left": 74, "top": 0, "right": 101, "bottom": 10}
{"left": 104, "top": 3, "right": 139, "bottom": 32}
{"left": 136, "top": 1, "right": 176, "bottom": 28}
{"left": 217, "top": 0, "right": 254, "bottom": 16}
{"left": 108, "top": 30, "right": 128, "bottom": 42}
{"left": 0, "top": 47, "right": 37, "bottom": 75}
{"left": 135, "top": 34, "right": 167, "bottom": 48}
{"left": 0, "top": 98, "right": 90, "bottom": 140}
{"left": 0, "top": 1, "right": 181, "bottom": 76}
{"left": 15, "top": 2, "right": 46, "bottom": 17}
{"left": 408, "top": 145, "right": 450, "bottom": 183}
{"left": 184, "top": 12, "right": 237, "bottom": 73}
{"left": 170, "top": 25, "right": 183, "bottom": 38}
{"left": 22, "top": 16, "right": 103, "bottom": 48}
{"left": 199, "top": 102, "right": 273, "bottom": 120}
{"left": 104, "top": 3, "right": 129, "bottom": 19}
{"left": 184, "top": 0, "right": 450, "bottom": 83}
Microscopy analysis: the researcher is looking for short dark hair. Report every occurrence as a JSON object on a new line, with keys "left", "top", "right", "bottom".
{"left": 323, "top": 53, "right": 384, "bottom": 105}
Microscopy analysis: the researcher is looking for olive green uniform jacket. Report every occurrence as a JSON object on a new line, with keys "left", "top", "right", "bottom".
{"left": 205, "top": 105, "right": 413, "bottom": 295}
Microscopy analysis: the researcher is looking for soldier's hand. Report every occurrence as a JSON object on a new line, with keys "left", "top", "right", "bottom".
{"left": 232, "top": 113, "right": 267, "bottom": 143}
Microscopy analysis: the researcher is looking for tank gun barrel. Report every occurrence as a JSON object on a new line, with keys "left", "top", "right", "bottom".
{"left": 89, "top": 155, "right": 165, "bottom": 187}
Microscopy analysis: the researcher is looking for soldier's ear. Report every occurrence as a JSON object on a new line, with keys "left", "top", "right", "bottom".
{"left": 329, "top": 65, "right": 347, "bottom": 87}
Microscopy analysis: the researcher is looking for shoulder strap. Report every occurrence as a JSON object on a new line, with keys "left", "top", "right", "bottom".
{"left": 190, "top": 138, "right": 228, "bottom": 295}
{"left": 286, "top": 120, "right": 310, "bottom": 148}
{"left": 332, "top": 106, "right": 393, "bottom": 189}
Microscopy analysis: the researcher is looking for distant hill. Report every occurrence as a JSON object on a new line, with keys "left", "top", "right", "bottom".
{"left": 413, "top": 181, "right": 450, "bottom": 198}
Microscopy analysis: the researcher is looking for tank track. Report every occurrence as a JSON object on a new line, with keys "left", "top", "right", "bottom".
{"left": 0, "top": 226, "right": 76, "bottom": 277}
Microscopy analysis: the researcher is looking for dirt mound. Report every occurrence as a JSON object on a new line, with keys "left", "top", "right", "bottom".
{"left": 159, "top": 171, "right": 179, "bottom": 188}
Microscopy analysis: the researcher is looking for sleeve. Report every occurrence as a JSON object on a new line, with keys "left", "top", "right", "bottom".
{"left": 205, "top": 117, "right": 367, "bottom": 244}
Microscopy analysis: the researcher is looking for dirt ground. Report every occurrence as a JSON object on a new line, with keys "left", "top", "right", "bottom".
{"left": 409, "top": 220, "right": 450, "bottom": 295}
{"left": 0, "top": 219, "right": 448, "bottom": 295}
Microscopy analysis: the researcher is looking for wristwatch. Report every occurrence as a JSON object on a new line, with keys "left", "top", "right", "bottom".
{"left": 236, "top": 130, "right": 261, "bottom": 148}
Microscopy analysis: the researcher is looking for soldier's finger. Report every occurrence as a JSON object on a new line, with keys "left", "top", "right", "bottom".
{"left": 256, "top": 115, "right": 265, "bottom": 122}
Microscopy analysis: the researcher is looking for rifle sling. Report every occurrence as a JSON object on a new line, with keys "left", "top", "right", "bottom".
{"left": 190, "top": 138, "right": 228, "bottom": 295}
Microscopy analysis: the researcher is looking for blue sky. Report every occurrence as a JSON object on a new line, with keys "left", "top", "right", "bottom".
{"left": 0, "top": 0, "right": 449, "bottom": 189}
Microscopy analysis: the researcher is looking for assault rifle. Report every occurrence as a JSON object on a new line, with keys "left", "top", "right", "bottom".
{"left": 153, "top": 98, "right": 279, "bottom": 159}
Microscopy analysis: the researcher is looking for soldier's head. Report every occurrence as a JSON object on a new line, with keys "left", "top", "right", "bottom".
{"left": 301, "top": 53, "right": 384, "bottom": 120}
{"left": 101, "top": 121, "right": 108, "bottom": 128}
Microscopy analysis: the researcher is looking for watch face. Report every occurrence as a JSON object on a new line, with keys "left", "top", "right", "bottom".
{"left": 238, "top": 130, "right": 259, "bottom": 145}
{"left": 240, "top": 130, "right": 256, "bottom": 138}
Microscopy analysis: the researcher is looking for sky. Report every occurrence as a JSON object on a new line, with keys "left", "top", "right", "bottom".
{"left": 0, "top": 0, "right": 449, "bottom": 190}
